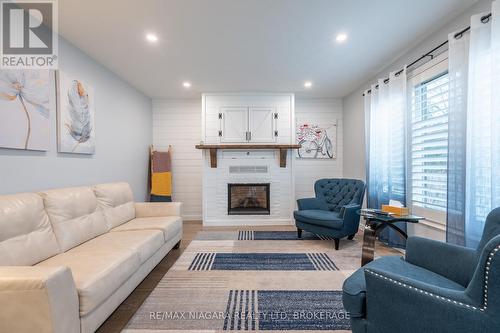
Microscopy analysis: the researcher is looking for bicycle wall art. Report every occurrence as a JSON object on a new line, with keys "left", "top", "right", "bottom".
{"left": 296, "top": 121, "right": 337, "bottom": 159}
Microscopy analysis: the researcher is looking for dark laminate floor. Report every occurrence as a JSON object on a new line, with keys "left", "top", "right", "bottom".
{"left": 96, "top": 221, "right": 399, "bottom": 333}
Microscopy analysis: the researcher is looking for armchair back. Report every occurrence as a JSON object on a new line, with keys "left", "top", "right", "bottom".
{"left": 465, "top": 208, "right": 500, "bottom": 312}
{"left": 477, "top": 207, "right": 500, "bottom": 253}
{"left": 314, "top": 178, "right": 365, "bottom": 213}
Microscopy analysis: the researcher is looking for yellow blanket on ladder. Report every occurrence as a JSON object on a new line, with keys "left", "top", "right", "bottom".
{"left": 150, "top": 146, "right": 172, "bottom": 202}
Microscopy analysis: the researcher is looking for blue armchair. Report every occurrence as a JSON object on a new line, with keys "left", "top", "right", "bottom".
{"left": 293, "top": 178, "right": 365, "bottom": 250}
{"left": 342, "top": 207, "right": 500, "bottom": 333}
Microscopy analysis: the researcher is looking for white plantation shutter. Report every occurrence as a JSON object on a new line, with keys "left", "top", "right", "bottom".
{"left": 410, "top": 72, "right": 449, "bottom": 213}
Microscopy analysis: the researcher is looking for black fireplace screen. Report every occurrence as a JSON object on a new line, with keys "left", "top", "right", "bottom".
{"left": 227, "top": 183, "right": 270, "bottom": 215}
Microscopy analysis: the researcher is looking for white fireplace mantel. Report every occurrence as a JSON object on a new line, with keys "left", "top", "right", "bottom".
{"left": 200, "top": 93, "right": 296, "bottom": 226}
{"left": 195, "top": 144, "right": 301, "bottom": 168}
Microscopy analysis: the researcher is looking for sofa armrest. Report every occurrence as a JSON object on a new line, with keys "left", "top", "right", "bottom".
{"left": 406, "top": 236, "right": 477, "bottom": 287}
{"left": 0, "top": 266, "right": 80, "bottom": 333}
{"left": 135, "top": 202, "right": 182, "bottom": 218}
{"left": 296, "top": 198, "right": 327, "bottom": 211}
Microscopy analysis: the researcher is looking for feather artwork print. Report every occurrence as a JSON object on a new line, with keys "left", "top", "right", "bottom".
{"left": 57, "top": 73, "right": 95, "bottom": 154}
{"left": 66, "top": 80, "right": 92, "bottom": 150}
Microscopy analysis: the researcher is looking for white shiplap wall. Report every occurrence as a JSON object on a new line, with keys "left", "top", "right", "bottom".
{"left": 152, "top": 99, "right": 202, "bottom": 220}
{"left": 152, "top": 98, "right": 343, "bottom": 220}
{"left": 294, "top": 99, "right": 343, "bottom": 200}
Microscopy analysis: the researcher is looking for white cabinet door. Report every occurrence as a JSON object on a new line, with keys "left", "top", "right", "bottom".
{"left": 248, "top": 107, "right": 275, "bottom": 142}
{"left": 221, "top": 107, "right": 248, "bottom": 142}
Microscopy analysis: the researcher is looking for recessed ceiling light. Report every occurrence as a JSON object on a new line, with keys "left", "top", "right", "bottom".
{"left": 336, "top": 33, "right": 348, "bottom": 43}
{"left": 183, "top": 81, "right": 191, "bottom": 88}
{"left": 145, "top": 33, "right": 158, "bottom": 43}
{"left": 304, "top": 81, "right": 312, "bottom": 88}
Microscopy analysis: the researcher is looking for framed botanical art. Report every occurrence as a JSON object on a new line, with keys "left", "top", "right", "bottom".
{"left": 0, "top": 69, "right": 53, "bottom": 151}
{"left": 57, "top": 72, "right": 95, "bottom": 154}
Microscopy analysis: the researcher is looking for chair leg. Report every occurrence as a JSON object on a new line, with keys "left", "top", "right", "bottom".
{"left": 297, "top": 228, "right": 302, "bottom": 238}
{"left": 334, "top": 238, "right": 340, "bottom": 250}
{"left": 173, "top": 241, "right": 181, "bottom": 249}
{"left": 347, "top": 234, "right": 355, "bottom": 240}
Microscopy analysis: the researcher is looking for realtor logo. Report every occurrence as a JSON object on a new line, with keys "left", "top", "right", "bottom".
{"left": 1, "top": 0, "right": 58, "bottom": 69}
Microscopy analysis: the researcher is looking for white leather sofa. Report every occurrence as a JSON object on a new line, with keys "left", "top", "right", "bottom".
{"left": 0, "top": 182, "right": 183, "bottom": 333}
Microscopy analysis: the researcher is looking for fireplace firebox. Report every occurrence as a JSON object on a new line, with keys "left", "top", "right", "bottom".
{"left": 227, "top": 183, "right": 270, "bottom": 215}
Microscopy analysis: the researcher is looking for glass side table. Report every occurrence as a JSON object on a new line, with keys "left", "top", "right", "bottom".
{"left": 358, "top": 210, "right": 424, "bottom": 266}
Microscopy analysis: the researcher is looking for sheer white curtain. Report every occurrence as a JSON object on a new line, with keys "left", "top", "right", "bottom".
{"left": 446, "top": 29, "right": 470, "bottom": 245}
{"left": 447, "top": 0, "right": 500, "bottom": 247}
{"left": 364, "top": 70, "right": 407, "bottom": 247}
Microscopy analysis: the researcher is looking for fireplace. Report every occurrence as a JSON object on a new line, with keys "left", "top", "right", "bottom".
{"left": 228, "top": 183, "right": 270, "bottom": 215}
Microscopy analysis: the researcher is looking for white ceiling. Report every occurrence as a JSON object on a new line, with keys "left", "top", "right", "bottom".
{"left": 59, "top": 0, "right": 475, "bottom": 99}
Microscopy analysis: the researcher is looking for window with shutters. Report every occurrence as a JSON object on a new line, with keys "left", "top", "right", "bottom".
{"left": 409, "top": 68, "right": 449, "bottom": 223}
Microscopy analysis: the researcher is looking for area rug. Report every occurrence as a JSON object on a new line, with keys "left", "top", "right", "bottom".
{"left": 123, "top": 229, "right": 363, "bottom": 332}
{"left": 197, "top": 230, "right": 334, "bottom": 241}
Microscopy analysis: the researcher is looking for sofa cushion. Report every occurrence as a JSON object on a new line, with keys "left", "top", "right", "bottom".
{"left": 37, "top": 248, "right": 141, "bottom": 316}
{"left": 40, "top": 186, "right": 108, "bottom": 251}
{"left": 0, "top": 193, "right": 60, "bottom": 265}
{"left": 70, "top": 229, "right": 164, "bottom": 264}
{"left": 111, "top": 216, "right": 182, "bottom": 242}
{"left": 342, "top": 256, "right": 465, "bottom": 318}
{"left": 93, "top": 182, "right": 136, "bottom": 229}
{"left": 293, "top": 210, "right": 344, "bottom": 229}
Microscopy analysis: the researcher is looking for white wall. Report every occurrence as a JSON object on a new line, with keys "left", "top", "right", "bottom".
{"left": 152, "top": 99, "right": 203, "bottom": 220}
{"left": 152, "top": 98, "right": 344, "bottom": 220}
{"left": 295, "top": 99, "right": 343, "bottom": 199}
{"left": 0, "top": 38, "right": 152, "bottom": 201}
{"left": 342, "top": 0, "right": 492, "bottom": 239}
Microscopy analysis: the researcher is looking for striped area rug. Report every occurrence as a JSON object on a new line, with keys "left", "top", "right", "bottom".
{"left": 188, "top": 253, "right": 339, "bottom": 271}
{"left": 123, "top": 229, "right": 362, "bottom": 332}
{"left": 237, "top": 230, "right": 334, "bottom": 241}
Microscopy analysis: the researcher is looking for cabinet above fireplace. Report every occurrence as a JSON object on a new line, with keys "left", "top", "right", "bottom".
{"left": 202, "top": 94, "right": 294, "bottom": 144}
{"left": 220, "top": 107, "right": 277, "bottom": 143}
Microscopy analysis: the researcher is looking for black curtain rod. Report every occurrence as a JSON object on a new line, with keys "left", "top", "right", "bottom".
{"left": 363, "top": 12, "right": 492, "bottom": 96}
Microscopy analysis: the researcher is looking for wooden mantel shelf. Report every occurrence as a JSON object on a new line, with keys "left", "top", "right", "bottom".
{"left": 195, "top": 144, "right": 301, "bottom": 149}
{"left": 195, "top": 144, "right": 301, "bottom": 168}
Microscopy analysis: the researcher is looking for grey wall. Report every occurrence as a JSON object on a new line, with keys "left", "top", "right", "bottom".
{"left": 342, "top": 0, "right": 492, "bottom": 182}
{"left": 342, "top": 94, "right": 365, "bottom": 180}
{"left": 0, "top": 38, "right": 152, "bottom": 200}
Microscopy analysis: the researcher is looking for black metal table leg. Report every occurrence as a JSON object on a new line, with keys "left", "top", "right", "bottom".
{"left": 386, "top": 223, "right": 408, "bottom": 239}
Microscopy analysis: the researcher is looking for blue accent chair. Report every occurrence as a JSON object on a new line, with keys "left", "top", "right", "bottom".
{"left": 342, "top": 207, "right": 500, "bottom": 333}
{"left": 294, "top": 178, "right": 365, "bottom": 250}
